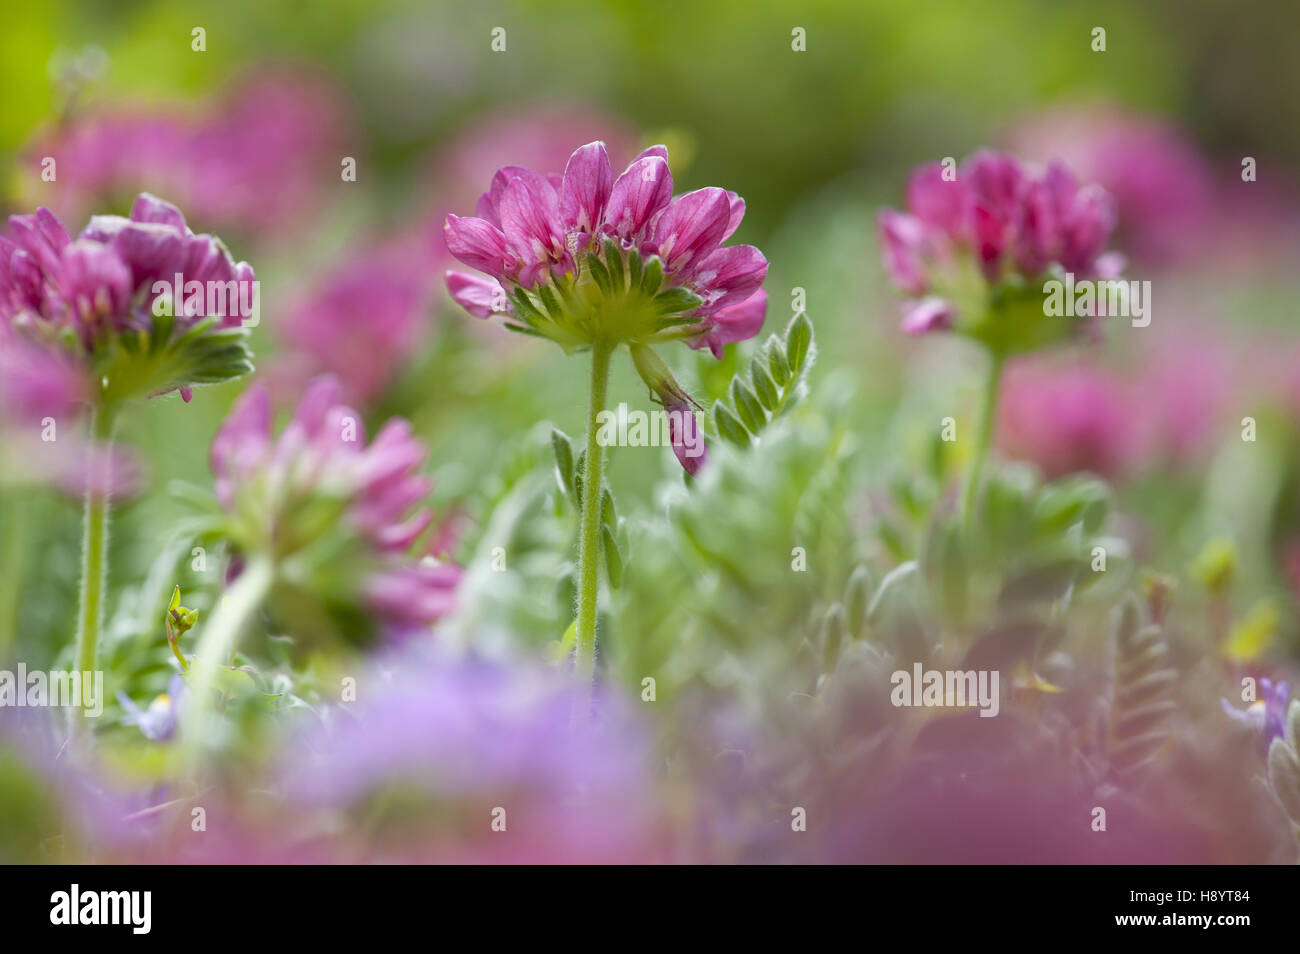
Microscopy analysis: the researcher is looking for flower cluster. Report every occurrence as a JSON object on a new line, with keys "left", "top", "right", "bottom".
{"left": 1, "top": 193, "right": 256, "bottom": 406}
{"left": 443, "top": 140, "right": 768, "bottom": 471}
{"left": 878, "top": 151, "right": 1122, "bottom": 349}
{"left": 210, "top": 375, "right": 459, "bottom": 641}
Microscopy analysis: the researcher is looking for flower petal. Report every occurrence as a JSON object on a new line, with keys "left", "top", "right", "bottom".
{"left": 603, "top": 156, "right": 672, "bottom": 243}
{"left": 560, "top": 141, "right": 613, "bottom": 235}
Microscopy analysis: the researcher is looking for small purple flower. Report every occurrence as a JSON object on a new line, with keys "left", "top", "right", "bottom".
{"left": 443, "top": 141, "right": 768, "bottom": 475}
{"left": 1222, "top": 677, "right": 1291, "bottom": 749}
{"left": 879, "top": 151, "right": 1122, "bottom": 345}
{"left": 117, "top": 673, "right": 186, "bottom": 742}
{"left": 210, "top": 375, "right": 459, "bottom": 635}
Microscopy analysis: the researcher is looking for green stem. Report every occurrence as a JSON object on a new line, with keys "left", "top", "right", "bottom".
{"left": 0, "top": 490, "right": 32, "bottom": 662}
{"left": 181, "top": 554, "right": 273, "bottom": 772}
{"left": 574, "top": 339, "right": 614, "bottom": 688}
{"left": 73, "top": 402, "right": 118, "bottom": 719}
{"left": 961, "top": 352, "right": 1003, "bottom": 529}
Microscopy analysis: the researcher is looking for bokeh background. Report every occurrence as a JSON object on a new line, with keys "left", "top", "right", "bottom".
{"left": 2, "top": 0, "right": 1299, "bottom": 863}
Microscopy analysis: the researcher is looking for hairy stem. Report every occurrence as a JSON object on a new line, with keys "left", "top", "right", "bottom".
{"left": 73, "top": 401, "right": 118, "bottom": 723}
{"left": 574, "top": 339, "right": 614, "bottom": 688}
{"left": 961, "top": 352, "right": 1003, "bottom": 529}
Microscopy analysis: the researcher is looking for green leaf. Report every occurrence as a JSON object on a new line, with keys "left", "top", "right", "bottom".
{"left": 750, "top": 357, "right": 779, "bottom": 410}
{"left": 600, "top": 485, "right": 616, "bottom": 531}
{"left": 640, "top": 255, "right": 664, "bottom": 295}
{"left": 627, "top": 247, "right": 643, "bottom": 288}
{"left": 713, "top": 402, "right": 751, "bottom": 446}
{"left": 653, "top": 286, "right": 705, "bottom": 315}
{"left": 766, "top": 334, "right": 791, "bottom": 386}
{"left": 603, "top": 237, "right": 625, "bottom": 290}
{"left": 845, "top": 565, "right": 874, "bottom": 637}
{"left": 584, "top": 252, "right": 612, "bottom": 294}
{"left": 551, "top": 427, "right": 577, "bottom": 504}
{"left": 602, "top": 523, "right": 623, "bottom": 589}
{"left": 730, "top": 378, "right": 766, "bottom": 433}
{"left": 785, "top": 312, "right": 813, "bottom": 374}
{"left": 822, "top": 602, "right": 848, "bottom": 670}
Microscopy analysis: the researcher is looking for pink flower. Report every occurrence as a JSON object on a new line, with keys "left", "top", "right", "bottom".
{"left": 443, "top": 140, "right": 767, "bottom": 350}
{"left": 879, "top": 151, "right": 1121, "bottom": 342}
{"left": 443, "top": 141, "right": 769, "bottom": 474}
{"left": 210, "top": 376, "right": 459, "bottom": 634}
{"left": 1, "top": 195, "right": 255, "bottom": 404}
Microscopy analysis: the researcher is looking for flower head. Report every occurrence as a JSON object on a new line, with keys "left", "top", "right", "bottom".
{"left": 1, "top": 194, "right": 255, "bottom": 406}
{"left": 879, "top": 151, "right": 1123, "bottom": 354}
{"left": 210, "top": 375, "right": 458, "bottom": 643}
{"left": 443, "top": 141, "right": 768, "bottom": 472}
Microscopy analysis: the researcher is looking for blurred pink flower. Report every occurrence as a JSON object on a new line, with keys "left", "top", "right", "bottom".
{"left": 275, "top": 235, "right": 434, "bottom": 407}
{"left": 997, "top": 356, "right": 1139, "bottom": 480}
{"left": 879, "top": 151, "right": 1122, "bottom": 339}
{"left": 24, "top": 69, "right": 350, "bottom": 242}
{"left": 1005, "top": 106, "right": 1215, "bottom": 266}
{"left": 211, "top": 376, "right": 459, "bottom": 631}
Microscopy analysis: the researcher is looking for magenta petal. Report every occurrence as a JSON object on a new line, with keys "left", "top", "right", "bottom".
{"left": 1060, "top": 184, "right": 1117, "bottom": 273}
{"left": 499, "top": 177, "right": 564, "bottom": 284}
{"left": 560, "top": 141, "right": 613, "bottom": 234}
{"left": 33, "top": 207, "right": 73, "bottom": 255}
{"left": 1012, "top": 178, "right": 1060, "bottom": 276}
{"left": 720, "top": 191, "right": 746, "bottom": 241}
{"left": 443, "top": 215, "right": 512, "bottom": 280}
{"left": 964, "top": 150, "right": 1023, "bottom": 223}
{"left": 603, "top": 156, "right": 672, "bottom": 242}
{"left": 906, "top": 163, "right": 967, "bottom": 236}
{"left": 633, "top": 144, "right": 669, "bottom": 164}
{"left": 900, "top": 296, "right": 955, "bottom": 335}
{"left": 58, "top": 240, "right": 132, "bottom": 316}
{"left": 7, "top": 212, "right": 67, "bottom": 276}
{"left": 650, "top": 188, "right": 732, "bottom": 274}
{"left": 210, "top": 383, "right": 271, "bottom": 508}
{"left": 689, "top": 288, "right": 767, "bottom": 359}
{"left": 446, "top": 270, "right": 513, "bottom": 318}
{"left": 687, "top": 243, "right": 768, "bottom": 312}
{"left": 667, "top": 400, "right": 707, "bottom": 476}
{"left": 130, "top": 193, "right": 189, "bottom": 233}
{"left": 878, "top": 210, "right": 929, "bottom": 296}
